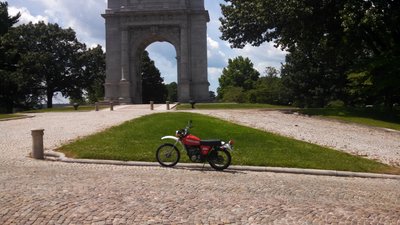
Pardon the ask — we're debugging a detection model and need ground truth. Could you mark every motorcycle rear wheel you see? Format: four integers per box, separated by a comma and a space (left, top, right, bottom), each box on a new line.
156, 143, 180, 167
208, 149, 231, 171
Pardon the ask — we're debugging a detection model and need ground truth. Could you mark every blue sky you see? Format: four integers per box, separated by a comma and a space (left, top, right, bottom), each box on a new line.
7, 0, 286, 93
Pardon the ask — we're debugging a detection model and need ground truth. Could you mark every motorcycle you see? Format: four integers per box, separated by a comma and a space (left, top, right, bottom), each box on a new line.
156, 121, 235, 171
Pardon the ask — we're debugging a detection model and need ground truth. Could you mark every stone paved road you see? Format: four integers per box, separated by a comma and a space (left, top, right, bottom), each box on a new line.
1, 106, 400, 224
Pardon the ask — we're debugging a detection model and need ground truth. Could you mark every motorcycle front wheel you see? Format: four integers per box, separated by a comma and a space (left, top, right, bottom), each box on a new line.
208, 149, 231, 171
156, 143, 180, 167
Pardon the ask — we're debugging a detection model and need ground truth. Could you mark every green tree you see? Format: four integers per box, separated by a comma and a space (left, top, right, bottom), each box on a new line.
340, 0, 400, 108
165, 82, 178, 102
281, 46, 349, 107
82, 45, 106, 103
3, 22, 87, 108
0, 2, 21, 113
141, 50, 167, 103
0, 2, 19, 35
248, 67, 288, 105
220, 0, 400, 108
217, 56, 259, 100
209, 91, 216, 102
221, 86, 246, 103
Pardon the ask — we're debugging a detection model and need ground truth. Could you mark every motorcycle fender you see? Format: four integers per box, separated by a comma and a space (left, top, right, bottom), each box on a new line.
161, 136, 179, 141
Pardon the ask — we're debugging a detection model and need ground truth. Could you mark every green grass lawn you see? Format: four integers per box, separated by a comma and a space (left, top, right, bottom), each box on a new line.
298, 107, 400, 131
58, 112, 399, 174
177, 103, 295, 110
0, 114, 25, 120
23, 105, 106, 113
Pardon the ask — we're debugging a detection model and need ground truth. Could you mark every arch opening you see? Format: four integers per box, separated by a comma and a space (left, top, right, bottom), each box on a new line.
139, 41, 178, 103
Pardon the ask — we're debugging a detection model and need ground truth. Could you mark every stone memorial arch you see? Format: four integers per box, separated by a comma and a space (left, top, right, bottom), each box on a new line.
102, 0, 210, 103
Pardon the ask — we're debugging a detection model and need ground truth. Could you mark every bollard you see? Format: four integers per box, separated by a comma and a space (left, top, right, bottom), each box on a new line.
95, 102, 99, 111
189, 100, 196, 109
166, 101, 170, 110
31, 129, 45, 159
110, 101, 114, 111
73, 103, 79, 110
150, 101, 154, 110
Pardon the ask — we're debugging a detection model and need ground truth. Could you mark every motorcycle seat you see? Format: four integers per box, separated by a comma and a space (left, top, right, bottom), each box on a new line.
200, 140, 222, 146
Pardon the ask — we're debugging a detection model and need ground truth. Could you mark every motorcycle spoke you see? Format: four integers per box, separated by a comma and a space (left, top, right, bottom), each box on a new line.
156, 144, 180, 167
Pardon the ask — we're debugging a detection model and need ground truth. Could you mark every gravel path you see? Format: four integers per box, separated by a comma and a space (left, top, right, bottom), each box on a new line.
0, 106, 399, 224
0, 105, 155, 165
195, 110, 400, 167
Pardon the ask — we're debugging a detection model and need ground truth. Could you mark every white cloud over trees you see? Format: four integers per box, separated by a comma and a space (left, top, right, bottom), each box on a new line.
7, 0, 286, 92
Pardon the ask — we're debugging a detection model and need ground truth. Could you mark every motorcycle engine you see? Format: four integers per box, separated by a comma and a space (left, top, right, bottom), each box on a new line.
187, 146, 202, 162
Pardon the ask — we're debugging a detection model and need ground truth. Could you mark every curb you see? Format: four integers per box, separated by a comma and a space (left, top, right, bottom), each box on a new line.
44, 151, 400, 180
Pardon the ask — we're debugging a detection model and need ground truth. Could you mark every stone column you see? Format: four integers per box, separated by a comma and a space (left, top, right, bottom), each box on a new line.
103, 16, 121, 102
189, 11, 210, 102
119, 29, 132, 103
130, 49, 143, 104
178, 25, 191, 102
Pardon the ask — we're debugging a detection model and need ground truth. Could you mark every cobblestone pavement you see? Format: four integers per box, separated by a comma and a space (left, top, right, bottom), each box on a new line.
1, 106, 400, 224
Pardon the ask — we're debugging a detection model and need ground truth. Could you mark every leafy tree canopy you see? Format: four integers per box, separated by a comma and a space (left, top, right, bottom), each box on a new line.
0, 2, 19, 36
82, 45, 106, 103
2, 21, 87, 108
220, 0, 400, 108
166, 82, 178, 102
0, 2, 21, 113
217, 56, 260, 99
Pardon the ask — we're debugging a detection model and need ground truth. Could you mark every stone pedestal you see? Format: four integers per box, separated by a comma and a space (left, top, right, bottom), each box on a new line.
118, 80, 132, 104
31, 129, 44, 160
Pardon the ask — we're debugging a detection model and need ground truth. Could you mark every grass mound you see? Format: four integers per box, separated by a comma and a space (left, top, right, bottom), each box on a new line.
58, 112, 399, 174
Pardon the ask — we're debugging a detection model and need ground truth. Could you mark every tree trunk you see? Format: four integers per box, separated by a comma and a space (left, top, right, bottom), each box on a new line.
384, 93, 394, 111
47, 91, 53, 108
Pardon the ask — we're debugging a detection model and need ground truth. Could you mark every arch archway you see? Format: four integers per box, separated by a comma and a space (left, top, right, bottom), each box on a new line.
102, 0, 210, 103
143, 42, 177, 103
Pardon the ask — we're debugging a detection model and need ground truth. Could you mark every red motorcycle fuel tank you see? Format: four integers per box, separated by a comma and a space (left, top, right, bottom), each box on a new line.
182, 134, 201, 146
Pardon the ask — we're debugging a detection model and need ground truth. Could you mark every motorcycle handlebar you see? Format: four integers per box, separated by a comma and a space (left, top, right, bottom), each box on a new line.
182, 120, 192, 136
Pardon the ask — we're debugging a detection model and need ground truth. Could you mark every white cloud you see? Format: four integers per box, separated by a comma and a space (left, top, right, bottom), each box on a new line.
207, 36, 228, 68
7, 0, 287, 92
147, 43, 178, 84
26, 0, 106, 47
9, 6, 49, 24
232, 42, 287, 74
208, 67, 223, 92
207, 36, 220, 50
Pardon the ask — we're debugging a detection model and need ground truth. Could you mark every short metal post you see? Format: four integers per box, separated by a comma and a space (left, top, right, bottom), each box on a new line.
150, 101, 154, 110
166, 101, 170, 110
31, 129, 44, 159
95, 102, 99, 111
110, 101, 114, 111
